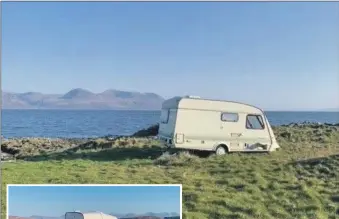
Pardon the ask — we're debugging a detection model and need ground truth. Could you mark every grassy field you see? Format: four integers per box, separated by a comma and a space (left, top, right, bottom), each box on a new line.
2, 124, 339, 219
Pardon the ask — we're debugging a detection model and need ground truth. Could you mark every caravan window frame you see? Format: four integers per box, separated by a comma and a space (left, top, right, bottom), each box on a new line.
220, 112, 239, 122
246, 114, 265, 130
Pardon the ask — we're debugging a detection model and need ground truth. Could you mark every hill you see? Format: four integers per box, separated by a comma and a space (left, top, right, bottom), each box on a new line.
2, 123, 339, 219
2, 89, 164, 110
9, 217, 30, 219
29, 216, 62, 219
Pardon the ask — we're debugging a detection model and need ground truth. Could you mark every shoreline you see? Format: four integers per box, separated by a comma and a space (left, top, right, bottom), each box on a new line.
1, 123, 160, 140
1, 122, 339, 162
1, 121, 338, 140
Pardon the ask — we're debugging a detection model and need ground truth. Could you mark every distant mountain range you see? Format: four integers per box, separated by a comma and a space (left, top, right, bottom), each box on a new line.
9, 212, 180, 219
2, 89, 165, 110
29, 216, 63, 219
9, 216, 63, 219
111, 212, 180, 218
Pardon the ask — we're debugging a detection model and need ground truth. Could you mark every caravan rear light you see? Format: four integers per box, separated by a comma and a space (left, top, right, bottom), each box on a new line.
175, 133, 184, 144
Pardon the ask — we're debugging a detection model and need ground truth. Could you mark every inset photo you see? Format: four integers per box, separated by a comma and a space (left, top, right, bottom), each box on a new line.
7, 184, 181, 219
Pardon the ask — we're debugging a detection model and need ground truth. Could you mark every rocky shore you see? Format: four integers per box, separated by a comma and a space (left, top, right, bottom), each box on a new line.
1, 122, 338, 161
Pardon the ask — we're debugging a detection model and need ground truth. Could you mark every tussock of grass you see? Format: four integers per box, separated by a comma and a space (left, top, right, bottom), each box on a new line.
2, 123, 339, 219
154, 151, 200, 166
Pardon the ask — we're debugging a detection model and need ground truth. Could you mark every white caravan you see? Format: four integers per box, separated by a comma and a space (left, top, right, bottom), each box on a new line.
65, 212, 118, 219
158, 96, 280, 155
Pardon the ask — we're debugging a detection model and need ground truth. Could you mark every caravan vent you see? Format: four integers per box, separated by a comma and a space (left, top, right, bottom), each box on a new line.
185, 95, 201, 99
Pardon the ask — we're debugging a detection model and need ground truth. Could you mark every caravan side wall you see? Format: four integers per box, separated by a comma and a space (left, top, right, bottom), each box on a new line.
159, 97, 279, 152
174, 108, 220, 150
174, 108, 275, 151
173, 108, 249, 151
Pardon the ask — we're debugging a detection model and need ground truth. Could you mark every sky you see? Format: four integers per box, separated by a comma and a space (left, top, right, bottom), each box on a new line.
2, 2, 339, 110
8, 185, 181, 217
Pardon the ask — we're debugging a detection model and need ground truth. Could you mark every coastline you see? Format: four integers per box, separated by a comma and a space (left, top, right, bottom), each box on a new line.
2, 122, 338, 161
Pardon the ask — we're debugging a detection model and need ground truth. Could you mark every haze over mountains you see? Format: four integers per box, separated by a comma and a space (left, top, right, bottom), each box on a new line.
2, 88, 165, 110
4, 89, 337, 112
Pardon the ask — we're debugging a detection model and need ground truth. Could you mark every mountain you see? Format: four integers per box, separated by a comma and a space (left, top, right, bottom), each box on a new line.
110, 212, 180, 219
9, 217, 31, 219
61, 88, 96, 100
29, 215, 63, 219
2, 89, 165, 110
8, 216, 62, 219
9, 213, 179, 219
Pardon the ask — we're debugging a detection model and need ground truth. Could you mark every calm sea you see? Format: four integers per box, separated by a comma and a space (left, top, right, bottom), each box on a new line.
1, 110, 338, 138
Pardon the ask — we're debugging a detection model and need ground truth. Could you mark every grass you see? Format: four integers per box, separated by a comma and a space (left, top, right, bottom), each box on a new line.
2, 124, 339, 219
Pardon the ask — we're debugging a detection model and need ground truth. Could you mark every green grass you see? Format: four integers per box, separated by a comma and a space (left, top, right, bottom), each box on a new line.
2, 125, 339, 219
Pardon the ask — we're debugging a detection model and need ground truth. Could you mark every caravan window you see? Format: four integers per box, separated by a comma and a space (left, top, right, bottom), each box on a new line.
246, 115, 265, 129
221, 113, 239, 122
65, 213, 84, 219
161, 109, 169, 124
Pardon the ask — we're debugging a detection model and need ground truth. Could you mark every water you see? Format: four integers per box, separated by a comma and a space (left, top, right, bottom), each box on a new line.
1, 110, 338, 138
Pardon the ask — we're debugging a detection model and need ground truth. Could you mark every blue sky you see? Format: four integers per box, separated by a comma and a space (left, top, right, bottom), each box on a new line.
2, 2, 339, 110
8, 185, 180, 217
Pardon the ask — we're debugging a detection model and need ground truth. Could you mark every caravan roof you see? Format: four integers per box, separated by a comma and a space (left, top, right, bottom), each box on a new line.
162, 96, 263, 114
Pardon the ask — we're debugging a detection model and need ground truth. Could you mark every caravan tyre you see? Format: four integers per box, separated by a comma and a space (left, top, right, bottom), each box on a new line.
215, 145, 227, 155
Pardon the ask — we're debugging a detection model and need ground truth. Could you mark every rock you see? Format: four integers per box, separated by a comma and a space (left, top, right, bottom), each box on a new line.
105, 135, 116, 141
132, 124, 159, 137
1, 143, 20, 155
287, 123, 298, 128
280, 131, 292, 139
1, 152, 14, 161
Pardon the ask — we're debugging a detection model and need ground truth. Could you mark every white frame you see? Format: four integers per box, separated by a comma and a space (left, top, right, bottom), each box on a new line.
6, 184, 183, 219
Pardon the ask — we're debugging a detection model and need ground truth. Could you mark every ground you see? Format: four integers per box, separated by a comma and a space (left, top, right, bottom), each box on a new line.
2, 123, 339, 219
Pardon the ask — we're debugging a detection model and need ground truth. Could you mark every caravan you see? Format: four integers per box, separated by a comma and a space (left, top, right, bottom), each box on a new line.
65, 212, 118, 219
158, 96, 280, 155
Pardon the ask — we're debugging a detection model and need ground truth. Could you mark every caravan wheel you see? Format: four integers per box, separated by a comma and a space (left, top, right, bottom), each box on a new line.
215, 145, 227, 155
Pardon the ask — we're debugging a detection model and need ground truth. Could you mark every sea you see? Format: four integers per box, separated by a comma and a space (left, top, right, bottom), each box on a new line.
1, 110, 339, 138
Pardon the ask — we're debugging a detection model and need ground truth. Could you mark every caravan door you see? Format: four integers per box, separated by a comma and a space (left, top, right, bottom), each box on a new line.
241, 114, 272, 151
220, 112, 244, 151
